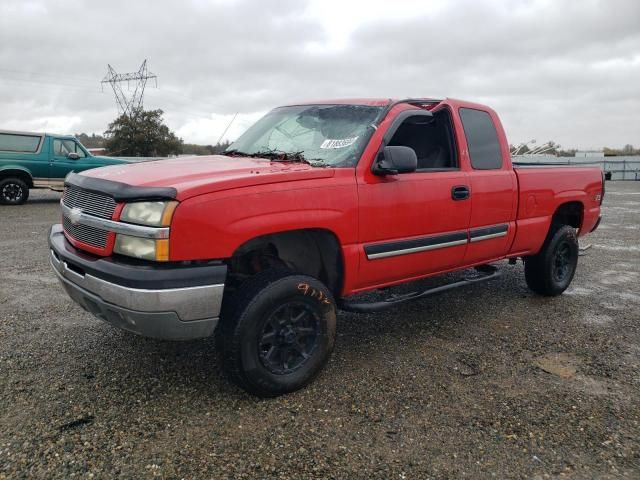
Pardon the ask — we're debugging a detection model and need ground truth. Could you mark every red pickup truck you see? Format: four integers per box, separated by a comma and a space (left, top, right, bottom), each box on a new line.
49, 98, 604, 396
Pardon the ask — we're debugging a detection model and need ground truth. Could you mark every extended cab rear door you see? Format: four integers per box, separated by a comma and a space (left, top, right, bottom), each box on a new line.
455, 105, 518, 265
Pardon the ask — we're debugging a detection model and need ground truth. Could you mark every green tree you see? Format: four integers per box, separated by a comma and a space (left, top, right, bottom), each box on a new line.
181, 140, 232, 156
104, 109, 183, 157
622, 144, 634, 155
75, 132, 106, 148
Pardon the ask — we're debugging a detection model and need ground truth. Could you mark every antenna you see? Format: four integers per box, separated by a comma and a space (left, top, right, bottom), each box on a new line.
101, 60, 157, 117
216, 112, 238, 145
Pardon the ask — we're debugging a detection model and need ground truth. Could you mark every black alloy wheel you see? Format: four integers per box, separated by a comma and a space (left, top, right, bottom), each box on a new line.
0, 178, 29, 205
217, 269, 337, 397
524, 224, 578, 296
552, 241, 573, 283
258, 301, 320, 375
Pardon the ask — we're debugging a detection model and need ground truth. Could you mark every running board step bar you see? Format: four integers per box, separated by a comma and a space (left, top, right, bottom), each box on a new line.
338, 265, 501, 313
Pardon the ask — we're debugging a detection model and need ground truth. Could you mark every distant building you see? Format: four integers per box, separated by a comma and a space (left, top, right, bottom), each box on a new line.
574, 150, 604, 158
87, 147, 107, 155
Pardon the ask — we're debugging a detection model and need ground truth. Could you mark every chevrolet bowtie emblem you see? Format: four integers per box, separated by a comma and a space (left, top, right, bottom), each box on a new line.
69, 207, 83, 225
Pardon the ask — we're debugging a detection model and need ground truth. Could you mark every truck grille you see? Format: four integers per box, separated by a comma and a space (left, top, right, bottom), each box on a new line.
61, 185, 115, 250
62, 216, 109, 248
62, 186, 116, 219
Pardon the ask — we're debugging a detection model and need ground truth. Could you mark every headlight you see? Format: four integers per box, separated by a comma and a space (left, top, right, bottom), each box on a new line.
114, 235, 170, 261
120, 201, 178, 227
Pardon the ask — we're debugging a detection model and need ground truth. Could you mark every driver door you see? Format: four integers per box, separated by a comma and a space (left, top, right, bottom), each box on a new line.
49, 138, 87, 186
355, 107, 471, 289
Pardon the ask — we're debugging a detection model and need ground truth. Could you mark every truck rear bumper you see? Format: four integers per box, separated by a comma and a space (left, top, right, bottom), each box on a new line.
48, 225, 226, 340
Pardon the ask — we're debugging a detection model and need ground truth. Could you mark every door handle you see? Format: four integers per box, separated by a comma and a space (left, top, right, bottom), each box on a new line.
451, 185, 470, 201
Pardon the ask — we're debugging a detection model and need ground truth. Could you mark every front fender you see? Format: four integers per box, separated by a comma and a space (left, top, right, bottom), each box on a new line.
168, 178, 358, 262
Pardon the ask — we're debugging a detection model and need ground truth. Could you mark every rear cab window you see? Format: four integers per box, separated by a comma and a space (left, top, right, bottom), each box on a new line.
459, 108, 502, 170
0, 133, 42, 153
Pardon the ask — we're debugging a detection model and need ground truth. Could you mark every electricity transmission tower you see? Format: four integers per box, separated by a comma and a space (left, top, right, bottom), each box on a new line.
101, 60, 157, 116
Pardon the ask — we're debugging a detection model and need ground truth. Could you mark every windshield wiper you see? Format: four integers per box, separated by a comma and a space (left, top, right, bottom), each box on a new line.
225, 148, 328, 167
222, 149, 252, 157
266, 151, 328, 167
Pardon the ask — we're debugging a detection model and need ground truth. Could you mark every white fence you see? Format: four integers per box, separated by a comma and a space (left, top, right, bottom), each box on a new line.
513, 155, 640, 181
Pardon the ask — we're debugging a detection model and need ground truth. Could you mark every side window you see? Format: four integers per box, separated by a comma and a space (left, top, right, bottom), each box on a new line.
459, 108, 502, 170
387, 110, 458, 170
53, 139, 85, 158
53, 138, 69, 157
71, 141, 86, 158
0, 133, 41, 153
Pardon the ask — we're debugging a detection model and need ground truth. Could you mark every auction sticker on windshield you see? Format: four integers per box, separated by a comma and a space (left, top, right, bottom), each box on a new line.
320, 137, 359, 149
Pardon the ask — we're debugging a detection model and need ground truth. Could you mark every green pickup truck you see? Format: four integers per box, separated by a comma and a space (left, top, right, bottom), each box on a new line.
0, 130, 127, 205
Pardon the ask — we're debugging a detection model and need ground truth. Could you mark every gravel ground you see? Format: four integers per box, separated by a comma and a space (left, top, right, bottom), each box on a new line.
1, 182, 639, 479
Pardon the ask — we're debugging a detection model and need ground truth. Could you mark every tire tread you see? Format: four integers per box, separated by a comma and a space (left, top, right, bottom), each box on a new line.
524, 224, 578, 296
217, 269, 335, 397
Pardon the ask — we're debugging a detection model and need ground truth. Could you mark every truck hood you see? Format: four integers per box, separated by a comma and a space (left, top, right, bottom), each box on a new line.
81, 155, 336, 200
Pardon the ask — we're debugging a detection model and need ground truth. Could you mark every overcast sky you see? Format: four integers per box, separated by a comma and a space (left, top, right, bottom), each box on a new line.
1, 0, 638, 149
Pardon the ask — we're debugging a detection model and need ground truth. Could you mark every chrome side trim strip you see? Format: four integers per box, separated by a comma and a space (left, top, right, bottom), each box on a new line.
366, 238, 468, 260
61, 202, 169, 239
469, 231, 508, 243
365, 223, 511, 260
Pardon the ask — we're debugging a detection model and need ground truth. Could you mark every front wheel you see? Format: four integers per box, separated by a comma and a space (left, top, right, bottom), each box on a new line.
217, 269, 337, 397
0, 178, 29, 205
524, 225, 578, 296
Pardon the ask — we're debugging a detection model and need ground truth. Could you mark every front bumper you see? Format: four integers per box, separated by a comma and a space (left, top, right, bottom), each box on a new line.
49, 225, 226, 340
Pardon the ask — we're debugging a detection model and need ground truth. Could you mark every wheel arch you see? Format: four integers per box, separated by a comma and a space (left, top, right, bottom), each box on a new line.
0, 167, 34, 188
551, 201, 584, 230
227, 228, 344, 296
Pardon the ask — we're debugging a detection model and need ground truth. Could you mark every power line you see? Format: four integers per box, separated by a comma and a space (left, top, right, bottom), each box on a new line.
1, 65, 248, 141
0, 75, 103, 92
0, 67, 223, 111
0, 68, 98, 84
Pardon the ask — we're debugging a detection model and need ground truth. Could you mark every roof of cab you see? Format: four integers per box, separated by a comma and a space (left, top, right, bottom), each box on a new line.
282, 98, 443, 107
0, 129, 76, 139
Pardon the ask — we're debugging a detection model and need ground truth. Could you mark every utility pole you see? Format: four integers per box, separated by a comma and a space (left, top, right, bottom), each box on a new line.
101, 60, 157, 117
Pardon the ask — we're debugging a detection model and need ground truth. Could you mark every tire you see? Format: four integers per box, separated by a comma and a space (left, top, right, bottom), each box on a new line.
0, 178, 29, 205
217, 269, 337, 397
524, 224, 578, 296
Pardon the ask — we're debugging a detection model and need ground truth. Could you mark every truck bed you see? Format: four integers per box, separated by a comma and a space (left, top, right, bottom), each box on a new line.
509, 165, 603, 255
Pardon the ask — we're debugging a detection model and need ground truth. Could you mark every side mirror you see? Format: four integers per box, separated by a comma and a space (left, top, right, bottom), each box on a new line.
67, 152, 80, 160
372, 146, 418, 175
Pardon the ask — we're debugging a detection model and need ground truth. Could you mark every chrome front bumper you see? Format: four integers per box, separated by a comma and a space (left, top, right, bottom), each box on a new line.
49, 225, 226, 340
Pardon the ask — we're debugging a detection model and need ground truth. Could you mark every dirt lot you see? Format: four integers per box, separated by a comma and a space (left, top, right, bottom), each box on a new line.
1, 182, 639, 479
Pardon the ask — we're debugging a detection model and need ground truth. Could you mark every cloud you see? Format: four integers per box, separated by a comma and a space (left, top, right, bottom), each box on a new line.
0, 0, 638, 148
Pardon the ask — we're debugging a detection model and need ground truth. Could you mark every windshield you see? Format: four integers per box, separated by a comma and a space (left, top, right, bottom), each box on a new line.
226, 104, 384, 167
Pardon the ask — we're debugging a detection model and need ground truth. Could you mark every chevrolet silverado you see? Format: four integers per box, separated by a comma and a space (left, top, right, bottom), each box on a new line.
48, 98, 604, 396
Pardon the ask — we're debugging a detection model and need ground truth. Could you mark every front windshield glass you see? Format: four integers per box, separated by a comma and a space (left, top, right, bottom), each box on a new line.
226, 104, 384, 167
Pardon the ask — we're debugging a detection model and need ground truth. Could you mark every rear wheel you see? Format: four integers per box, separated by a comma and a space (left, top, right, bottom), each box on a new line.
524, 225, 578, 296
217, 269, 337, 397
0, 178, 29, 205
